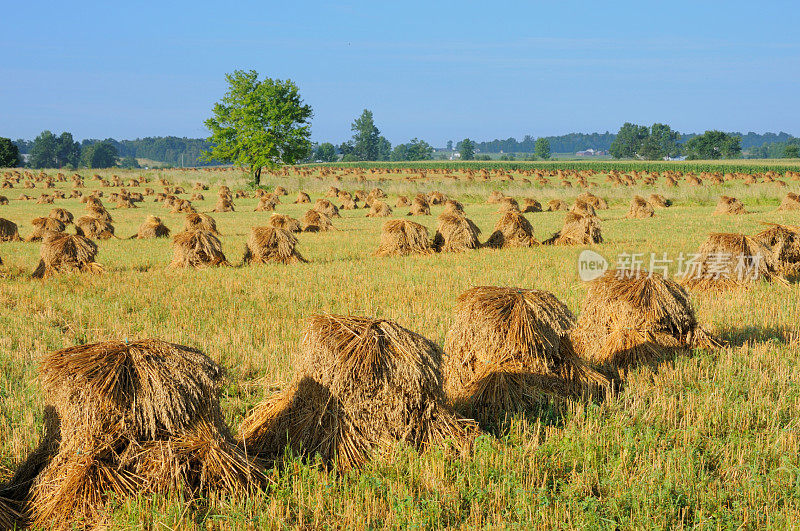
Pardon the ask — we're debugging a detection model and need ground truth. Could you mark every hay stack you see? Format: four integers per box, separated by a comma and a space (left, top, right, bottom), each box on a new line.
24, 339, 264, 528
0, 218, 21, 242
366, 200, 393, 218
269, 213, 302, 233
86, 204, 113, 223
75, 215, 116, 240
577, 192, 608, 210
486, 212, 537, 248
443, 287, 610, 427
681, 233, 784, 290
340, 197, 359, 210
170, 230, 228, 268
213, 197, 235, 212
777, 192, 800, 211
294, 191, 311, 204
314, 199, 340, 218
255, 195, 278, 212
407, 198, 431, 216
239, 315, 477, 469
648, 194, 671, 208
443, 199, 465, 215
32, 230, 102, 279
395, 195, 411, 207
375, 219, 433, 257
754, 223, 800, 276
242, 226, 306, 265
171, 199, 195, 214
432, 213, 481, 253
571, 270, 719, 376
133, 215, 170, 239
26, 217, 65, 242
522, 198, 542, 213
487, 190, 504, 204
544, 211, 603, 246
49, 208, 74, 224
497, 197, 520, 214
301, 209, 334, 232
626, 195, 655, 219
713, 196, 747, 215
546, 199, 569, 212
184, 212, 219, 235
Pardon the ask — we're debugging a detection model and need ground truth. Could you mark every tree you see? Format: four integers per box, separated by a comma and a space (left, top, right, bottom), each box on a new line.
203, 70, 313, 185
683, 131, 742, 160
534, 138, 551, 160
350, 109, 380, 160
405, 138, 434, 161
377, 136, 392, 161
30, 130, 58, 168
446, 140, 453, 151
55, 132, 81, 168
609, 123, 649, 159
390, 143, 409, 161
81, 141, 119, 168
784, 143, 800, 158
639, 123, 681, 160
0, 138, 20, 167
120, 155, 140, 169
459, 138, 475, 160
315, 142, 337, 162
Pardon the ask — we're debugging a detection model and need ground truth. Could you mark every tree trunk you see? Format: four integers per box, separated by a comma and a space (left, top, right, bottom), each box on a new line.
253, 166, 262, 187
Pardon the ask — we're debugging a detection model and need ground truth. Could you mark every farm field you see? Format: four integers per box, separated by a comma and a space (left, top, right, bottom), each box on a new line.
1, 162, 799, 528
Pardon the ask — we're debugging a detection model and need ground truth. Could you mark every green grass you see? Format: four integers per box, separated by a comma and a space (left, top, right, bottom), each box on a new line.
1, 165, 799, 528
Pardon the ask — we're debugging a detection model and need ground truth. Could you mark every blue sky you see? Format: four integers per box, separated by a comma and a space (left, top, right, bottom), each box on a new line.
3, 0, 799, 145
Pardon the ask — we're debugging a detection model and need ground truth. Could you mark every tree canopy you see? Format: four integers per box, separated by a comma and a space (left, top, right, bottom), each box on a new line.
81, 141, 119, 168
609, 122, 682, 160
534, 138, 551, 160
29, 130, 58, 168
314, 142, 337, 162
459, 138, 475, 160
203, 70, 313, 185
0, 137, 20, 167
350, 109, 381, 160
683, 131, 741, 160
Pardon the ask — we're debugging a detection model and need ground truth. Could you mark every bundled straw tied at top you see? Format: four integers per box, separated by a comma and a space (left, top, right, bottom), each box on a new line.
754, 223, 800, 277
681, 233, 785, 291
626, 195, 655, 219
75, 215, 117, 240
443, 199, 465, 215
184, 212, 219, 234
486, 211, 537, 248
213, 196, 235, 212
648, 194, 671, 208
48, 208, 74, 224
294, 191, 311, 204
375, 219, 433, 257
239, 315, 478, 470
31, 229, 103, 279
314, 198, 340, 218
170, 229, 228, 268
777, 192, 800, 211
522, 198, 542, 213
366, 200, 393, 217
544, 209, 603, 246
21, 339, 265, 529
576, 192, 608, 210
443, 287, 610, 427
132, 215, 170, 239
407, 197, 431, 216
496, 197, 520, 214
546, 199, 569, 212
26, 217, 65, 242
301, 209, 334, 232
432, 213, 481, 253
242, 226, 307, 265
571, 270, 719, 377
0, 218, 21, 241
269, 213, 302, 233
713, 195, 747, 215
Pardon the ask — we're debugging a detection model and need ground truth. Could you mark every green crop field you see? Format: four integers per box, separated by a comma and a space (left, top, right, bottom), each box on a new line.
1, 163, 799, 529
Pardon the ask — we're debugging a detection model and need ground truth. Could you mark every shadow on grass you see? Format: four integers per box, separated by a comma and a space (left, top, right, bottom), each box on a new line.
716, 325, 797, 347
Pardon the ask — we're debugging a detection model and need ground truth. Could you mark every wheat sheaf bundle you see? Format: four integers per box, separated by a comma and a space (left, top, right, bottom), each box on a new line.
485, 211, 537, 248
713, 195, 747, 215
170, 229, 228, 268
31, 229, 102, 279
432, 213, 481, 253
301, 209, 334, 232
375, 219, 433, 257
239, 315, 478, 470
777, 192, 800, 211
647, 194, 671, 208
571, 270, 719, 377
184, 212, 219, 235
26, 217, 65, 242
48, 208, 74, 224
242, 226, 307, 265
366, 200, 393, 217
443, 286, 610, 427
0, 218, 21, 242
314, 198, 340, 218
544, 210, 603, 246
75, 215, 116, 240
681, 233, 785, 290
19, 339, 265, 529
754, 223, 800, 277
626, 195, 655, 219
132, 215, 170, 239
269, 213, 302, 233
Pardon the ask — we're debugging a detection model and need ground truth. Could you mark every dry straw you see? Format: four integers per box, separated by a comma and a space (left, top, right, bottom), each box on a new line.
314, 198, 340, 218
32, 229, 102, 279
239, 315, 478, 470
366, 200, 393, 217
242, 226, 307, 265
681, 233, 785, 290
576, 192, 608, 210
294, 191, 311, 204
26, 217, 65, 242
544, 210, 603, 246
18, 339, 265, 528
269, 213, 302, 233
375, 219, 433, 257
648, 194, 671, 208
626, 195, 655, 219
571, 269, 719, 377
777, 192, 800, 211
48, 208, 74, 224
184, 212, 219, 235
170, 229, 228, 268
0, 218, 21, 242
432, 213, 481, 253
407, 198, 431, 216
132, 215, 170, 239
713, 196, 747, 215
75, 215, 116, 240
486, 212, 537, 248
443, 286, 610, 427
301, 209, 334, 232
754, 223, 800, 277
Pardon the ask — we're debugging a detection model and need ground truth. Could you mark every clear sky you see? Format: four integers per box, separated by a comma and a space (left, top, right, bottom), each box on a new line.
3, 0, 799, 146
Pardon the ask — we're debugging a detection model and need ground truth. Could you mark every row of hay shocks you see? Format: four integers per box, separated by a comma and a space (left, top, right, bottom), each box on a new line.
0, 268, 732, 528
